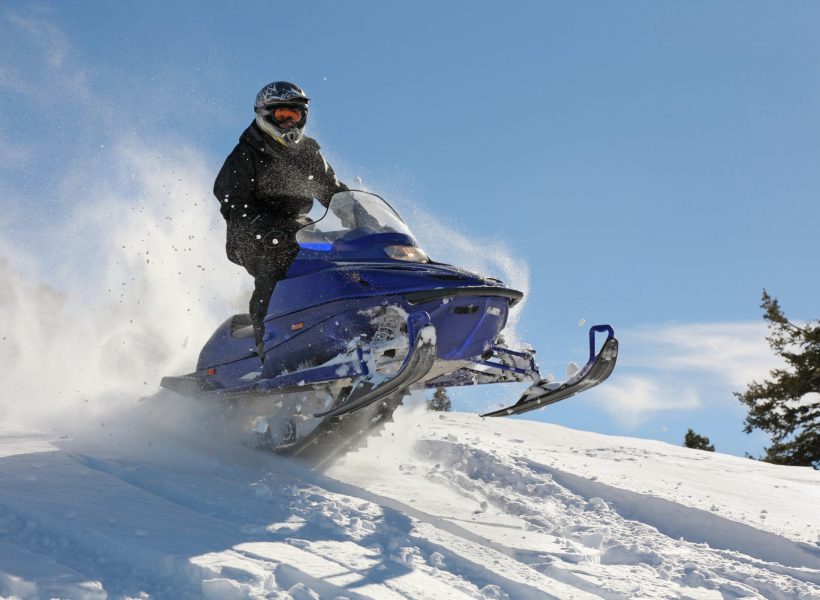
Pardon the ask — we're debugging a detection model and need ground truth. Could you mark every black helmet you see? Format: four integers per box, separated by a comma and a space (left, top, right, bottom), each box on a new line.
254, 81, 310, 146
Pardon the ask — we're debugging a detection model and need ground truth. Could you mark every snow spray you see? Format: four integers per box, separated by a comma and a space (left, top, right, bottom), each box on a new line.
0, 136, 532, 452
0, 139, 247, 443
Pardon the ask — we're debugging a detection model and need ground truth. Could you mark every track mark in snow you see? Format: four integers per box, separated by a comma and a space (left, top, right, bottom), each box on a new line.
285, 479, 570, 599
0, 539, 106, 600
3, 415, 818, 599
524, 457, 820, 574
410, 438, 820, 599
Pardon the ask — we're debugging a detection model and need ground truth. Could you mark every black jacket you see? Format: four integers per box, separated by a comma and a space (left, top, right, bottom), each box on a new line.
214, 122, 346, 266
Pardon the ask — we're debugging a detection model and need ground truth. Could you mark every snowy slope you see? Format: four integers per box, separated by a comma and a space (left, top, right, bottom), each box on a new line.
0, 402, 818, 600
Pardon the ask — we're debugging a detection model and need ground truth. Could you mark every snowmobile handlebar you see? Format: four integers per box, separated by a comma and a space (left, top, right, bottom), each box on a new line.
587, 325, 615, 365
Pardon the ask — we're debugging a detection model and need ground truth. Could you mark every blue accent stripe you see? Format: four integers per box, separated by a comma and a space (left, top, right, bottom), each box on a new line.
299, 242, 333, 252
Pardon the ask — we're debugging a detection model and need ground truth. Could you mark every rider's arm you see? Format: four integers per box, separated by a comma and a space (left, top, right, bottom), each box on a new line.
312, 147, 348, 208
214, 145, 276, 250
214, 145, 257, 219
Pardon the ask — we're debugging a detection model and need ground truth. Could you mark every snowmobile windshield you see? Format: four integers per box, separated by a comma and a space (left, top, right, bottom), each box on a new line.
296, 191, 417, 250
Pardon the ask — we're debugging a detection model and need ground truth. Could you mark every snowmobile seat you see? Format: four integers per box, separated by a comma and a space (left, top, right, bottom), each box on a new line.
229, 314, 255, 339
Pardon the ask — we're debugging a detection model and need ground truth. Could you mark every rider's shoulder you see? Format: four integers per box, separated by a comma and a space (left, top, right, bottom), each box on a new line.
297, 135, 321, 153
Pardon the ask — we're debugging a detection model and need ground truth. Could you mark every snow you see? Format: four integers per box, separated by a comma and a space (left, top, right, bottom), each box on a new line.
0, 405, 817, 599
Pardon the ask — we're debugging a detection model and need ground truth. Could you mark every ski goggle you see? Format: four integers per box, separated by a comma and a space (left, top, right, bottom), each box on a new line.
265, 106, 306, 128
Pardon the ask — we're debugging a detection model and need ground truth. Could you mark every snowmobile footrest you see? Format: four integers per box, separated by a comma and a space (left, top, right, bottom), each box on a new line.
160, 374, 222, 397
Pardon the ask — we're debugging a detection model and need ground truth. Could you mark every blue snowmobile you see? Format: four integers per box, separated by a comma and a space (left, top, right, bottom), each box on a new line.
161, 191, 618, 455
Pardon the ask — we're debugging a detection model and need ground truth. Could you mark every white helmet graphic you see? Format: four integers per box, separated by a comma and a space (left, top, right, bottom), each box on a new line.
254, 81, 310, 146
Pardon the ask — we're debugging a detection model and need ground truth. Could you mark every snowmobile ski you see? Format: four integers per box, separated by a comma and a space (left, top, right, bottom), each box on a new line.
481, 325, 618, 417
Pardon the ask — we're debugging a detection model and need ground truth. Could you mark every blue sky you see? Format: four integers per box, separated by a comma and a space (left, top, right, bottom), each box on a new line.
2, 1, 819, 457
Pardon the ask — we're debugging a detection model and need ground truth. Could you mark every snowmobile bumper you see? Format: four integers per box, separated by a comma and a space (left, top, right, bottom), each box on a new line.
404, 286, 523, 307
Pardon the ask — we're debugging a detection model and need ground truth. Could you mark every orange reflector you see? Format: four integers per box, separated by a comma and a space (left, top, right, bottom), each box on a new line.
290, 322, 305, 331
207, 368, 217, 376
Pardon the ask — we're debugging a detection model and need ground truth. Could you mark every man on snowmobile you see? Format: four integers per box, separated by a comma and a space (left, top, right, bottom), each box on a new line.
214, 81, 347, 358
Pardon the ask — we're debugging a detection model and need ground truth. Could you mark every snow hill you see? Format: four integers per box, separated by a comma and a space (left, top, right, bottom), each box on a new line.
0, 402, 818, 600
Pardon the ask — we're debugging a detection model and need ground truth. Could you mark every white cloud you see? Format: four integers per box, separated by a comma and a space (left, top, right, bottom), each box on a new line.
583, 322, 781, 428
0, 135, 247, 431
624, 322, 780, 387
0, 7, 256, 443
588, 374, 700, 428
1, 8, 99, 112
6, 11, 69, 67
785, 392, 820, 411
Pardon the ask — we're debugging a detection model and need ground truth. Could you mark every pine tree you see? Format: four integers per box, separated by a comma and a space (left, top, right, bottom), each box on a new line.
428, 387, 452, 412
684, 428, 715, 452
735, 291, 820, 468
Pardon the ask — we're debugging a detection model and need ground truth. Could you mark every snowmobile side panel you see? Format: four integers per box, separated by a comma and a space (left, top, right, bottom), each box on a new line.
257, 291, 512, 378
190, 359, 365, 400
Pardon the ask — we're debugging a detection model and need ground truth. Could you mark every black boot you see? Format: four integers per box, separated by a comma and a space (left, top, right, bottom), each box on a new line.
248, 252, 296, 365
253, 322, 266, 363
251, 288, 271, 364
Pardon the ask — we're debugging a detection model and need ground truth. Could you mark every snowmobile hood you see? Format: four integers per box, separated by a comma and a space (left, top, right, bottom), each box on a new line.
269, 190, 522, 317
268, 258, 521, 319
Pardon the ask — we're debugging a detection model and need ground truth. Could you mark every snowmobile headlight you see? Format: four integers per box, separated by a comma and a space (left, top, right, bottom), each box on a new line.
384, 245, 429, 263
